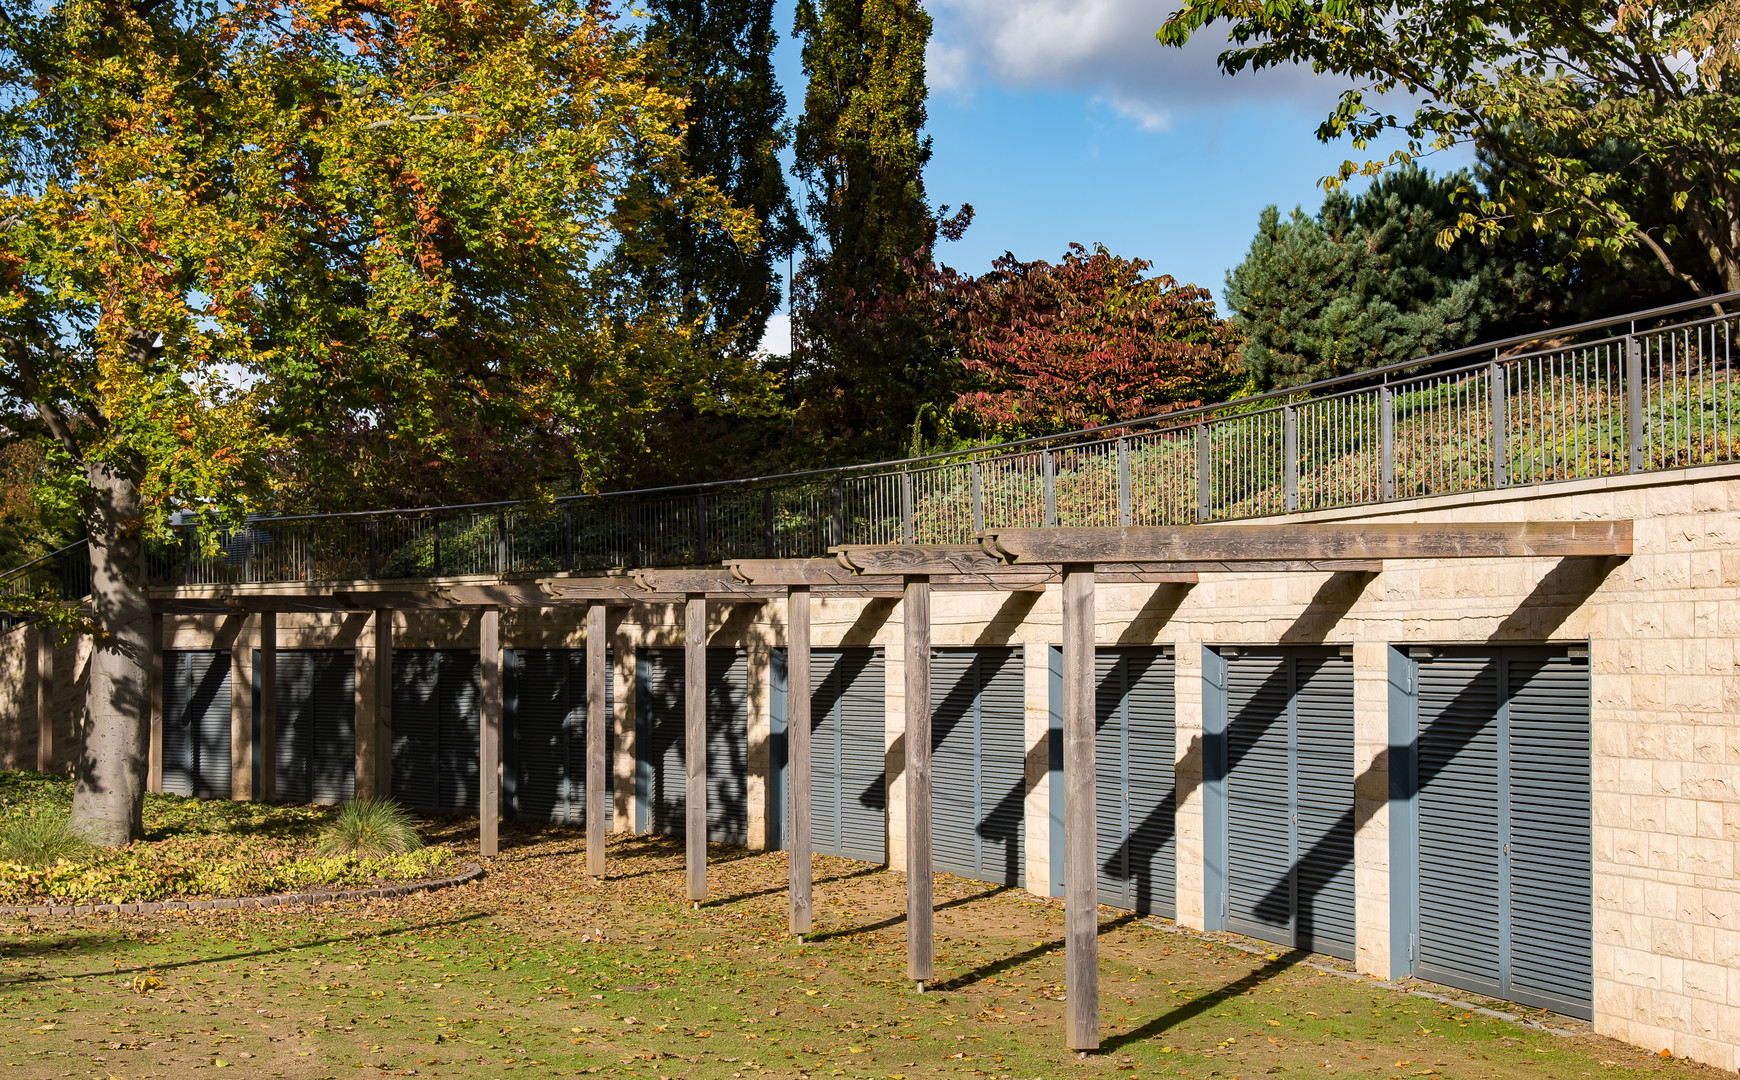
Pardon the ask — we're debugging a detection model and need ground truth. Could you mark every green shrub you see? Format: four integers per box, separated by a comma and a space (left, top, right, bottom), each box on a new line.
0, 814, 90, 867
315, 799, 424, 857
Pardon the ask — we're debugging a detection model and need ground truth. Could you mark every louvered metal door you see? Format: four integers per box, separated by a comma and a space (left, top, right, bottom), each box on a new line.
162, 650, 230, 799
391, 650, 480, 815
930, 648, 1025, 886
508, 649, 614, 825
1223, 648, 1355, 958
1095, 648, 1177, 915
808, 649, 887, 863
263, 650, 355, 805
391, 651, 440, 812
1414, 648, 1591, 1018
635, 648, 750, 844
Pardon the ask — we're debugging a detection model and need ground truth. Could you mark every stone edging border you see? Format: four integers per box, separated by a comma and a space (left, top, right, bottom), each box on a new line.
0, 864, 484, 917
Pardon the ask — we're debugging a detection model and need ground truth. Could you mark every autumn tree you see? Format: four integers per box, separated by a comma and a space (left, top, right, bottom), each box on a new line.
1157, 0, 1740, 295
792, 0, 950, 450
948, 245, 1243, 442
0, 0, 753, 842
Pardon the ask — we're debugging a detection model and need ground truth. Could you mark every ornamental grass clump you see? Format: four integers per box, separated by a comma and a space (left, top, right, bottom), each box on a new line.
315, 799, 423, 858
0, 814, 90, 867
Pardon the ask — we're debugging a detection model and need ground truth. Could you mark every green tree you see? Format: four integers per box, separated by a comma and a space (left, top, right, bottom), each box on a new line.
1228, 165, 1694, 389
791, 0, 946, 450
617, 0, 802, 362
1157, 0, 1740, 295
0, 0, 752, 842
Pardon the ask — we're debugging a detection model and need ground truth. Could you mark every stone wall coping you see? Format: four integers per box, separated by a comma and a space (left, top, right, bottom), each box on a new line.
0, 863, 483, 917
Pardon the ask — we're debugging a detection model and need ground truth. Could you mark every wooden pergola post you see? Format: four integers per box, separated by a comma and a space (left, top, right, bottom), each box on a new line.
788, 586, 812, 936
1062, 564, 1100, 1050
148, 613, 163, 794
904, 575, 933, 988
586, 602, 608, 879
685, 593, 707, 904
480, 606, 501, 858
259, 611, 277, 803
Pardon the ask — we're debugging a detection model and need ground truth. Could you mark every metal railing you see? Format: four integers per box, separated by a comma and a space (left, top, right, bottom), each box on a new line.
5, 290, 1739, 606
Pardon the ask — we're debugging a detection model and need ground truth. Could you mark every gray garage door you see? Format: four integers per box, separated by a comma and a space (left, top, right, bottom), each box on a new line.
1221, 647, 1356, 959
507, 649, 614, 826
1095, 647, 1177, 916
931, 648, 1025, 887
391, 650, 480, 815
771, 648, 887, 862
254, 650, 355, 805
163, 650, 231, 799
1413, 647, 1592, 1018
635, 648, 749, 845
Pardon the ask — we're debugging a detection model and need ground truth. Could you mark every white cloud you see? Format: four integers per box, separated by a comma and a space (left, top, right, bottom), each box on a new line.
926, 0, 1351, 129
759, 313, 792, 357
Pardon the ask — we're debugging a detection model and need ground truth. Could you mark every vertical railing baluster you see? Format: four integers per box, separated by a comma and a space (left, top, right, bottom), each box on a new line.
432, 515, 443, 577
1380, 384, 1395, 501
563, 507, 574, 570
1042, 450, 1057, 528
830, 482, 844, 549
1283, 405, 1299, 512
763, 487, 776, 559
900, 470, 913, 544
970, 460, 985, 535
305, 523, 315, 581
1116, 437, 1132, 527
1195, 423, 1210, 523
496, 512, 508, 575
695, 493, 707, 563
1489, 359, 1509, 487
369, 518, 379, 579
1626, 335, 1646, 472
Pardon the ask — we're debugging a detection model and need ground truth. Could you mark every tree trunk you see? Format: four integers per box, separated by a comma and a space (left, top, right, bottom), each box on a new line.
69, 459, 151, 846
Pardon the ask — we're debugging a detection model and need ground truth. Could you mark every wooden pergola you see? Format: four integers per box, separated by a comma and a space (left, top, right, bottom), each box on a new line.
148, 518, 1631, 1053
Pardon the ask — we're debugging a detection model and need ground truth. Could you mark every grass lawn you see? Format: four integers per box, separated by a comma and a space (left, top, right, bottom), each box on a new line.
0, 820, 1717, 1080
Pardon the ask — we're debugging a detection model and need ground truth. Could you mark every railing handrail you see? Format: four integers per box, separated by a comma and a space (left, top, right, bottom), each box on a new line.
4, 285, 1739, 590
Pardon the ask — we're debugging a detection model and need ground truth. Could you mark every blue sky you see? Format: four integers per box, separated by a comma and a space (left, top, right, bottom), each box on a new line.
759, 0, 1474, 352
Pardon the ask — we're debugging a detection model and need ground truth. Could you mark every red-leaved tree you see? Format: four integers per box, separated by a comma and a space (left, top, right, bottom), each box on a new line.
948, 244, 1242, 441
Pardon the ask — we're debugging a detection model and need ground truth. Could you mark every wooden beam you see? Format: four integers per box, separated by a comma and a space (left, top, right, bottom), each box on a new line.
979, 521, 1633, 564
586, 602, 608, 879
685, 594, 708, 903
788, 586, 812, 937
905, 575, 934, 986
148, 614, 163, 795
480, 607, 501, 858
439, 583, 564, 607
259, 612, 277, 803
836, 545, 1004, 576
1062, 565, 1099, 1050
634, 569, 785, 598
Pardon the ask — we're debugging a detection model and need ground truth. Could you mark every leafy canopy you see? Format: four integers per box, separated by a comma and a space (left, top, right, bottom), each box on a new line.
949, 244, 1242, 442
1157, 0, 1740, 295
0, 0, 758, 530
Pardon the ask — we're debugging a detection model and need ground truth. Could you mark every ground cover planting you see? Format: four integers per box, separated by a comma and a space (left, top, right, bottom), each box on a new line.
0, 775, 453, 905
0, 821, 1719, 1080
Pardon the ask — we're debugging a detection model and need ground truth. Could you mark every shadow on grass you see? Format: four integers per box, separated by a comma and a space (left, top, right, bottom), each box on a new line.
1, 913, 490, 987
701, 863, 884, 909
925, 911, 1144, 993
1101, 948, 1306, 1052
805, 884, 1013, 943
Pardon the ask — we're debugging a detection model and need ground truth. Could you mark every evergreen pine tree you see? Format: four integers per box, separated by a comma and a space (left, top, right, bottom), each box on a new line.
623, 0, 802, 360
791, 0, 945, 449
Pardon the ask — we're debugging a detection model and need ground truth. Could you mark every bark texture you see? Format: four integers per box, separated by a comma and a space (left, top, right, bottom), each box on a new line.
69, 459, 152, 846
